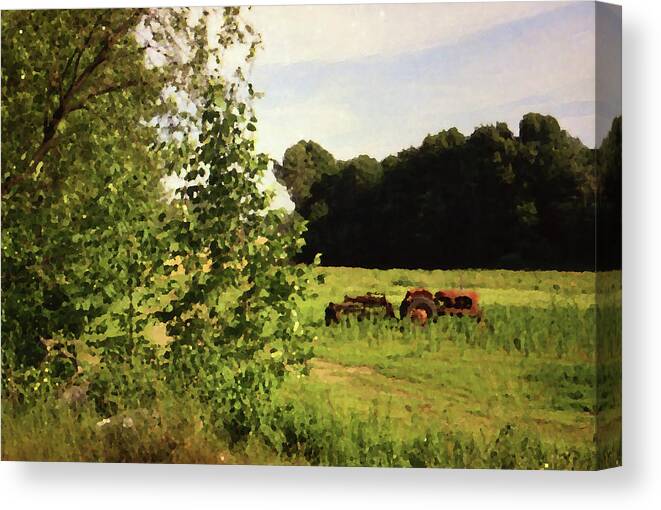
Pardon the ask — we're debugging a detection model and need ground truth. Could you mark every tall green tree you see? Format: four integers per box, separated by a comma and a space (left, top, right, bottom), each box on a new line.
2, 7, 312, 432
273, 140, 339, 208
154, 82, 313, 438
2, 8, 239, 366
516, 113, 595, 267
596, 116, 622, 270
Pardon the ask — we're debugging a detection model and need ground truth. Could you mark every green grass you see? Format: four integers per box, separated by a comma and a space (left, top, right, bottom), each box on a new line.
1, 392, 289, 465
274, 267, 621, 468
2, 267, 621, 469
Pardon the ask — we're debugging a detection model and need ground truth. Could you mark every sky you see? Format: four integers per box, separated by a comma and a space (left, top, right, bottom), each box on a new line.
244, 1, 621, 166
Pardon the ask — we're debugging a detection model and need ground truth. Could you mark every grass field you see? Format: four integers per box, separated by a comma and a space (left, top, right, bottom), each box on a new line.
2, 267, 621, 469
273, 267, 621, 468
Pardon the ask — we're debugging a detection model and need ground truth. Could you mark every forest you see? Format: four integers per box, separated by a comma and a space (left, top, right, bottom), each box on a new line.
276, 114, 622, 271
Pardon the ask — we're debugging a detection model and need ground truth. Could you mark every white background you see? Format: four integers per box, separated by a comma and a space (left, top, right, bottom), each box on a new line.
0, 1, 659, 509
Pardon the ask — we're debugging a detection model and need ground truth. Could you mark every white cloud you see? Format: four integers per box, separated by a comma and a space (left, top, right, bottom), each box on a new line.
254, 98, 360, 161
247, 1, 607, 160
246, 2, 564, 66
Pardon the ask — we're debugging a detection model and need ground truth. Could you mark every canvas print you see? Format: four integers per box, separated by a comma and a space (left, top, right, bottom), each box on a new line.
1, 2, 621, 469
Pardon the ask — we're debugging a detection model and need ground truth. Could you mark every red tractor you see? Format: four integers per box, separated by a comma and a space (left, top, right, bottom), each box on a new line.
324, 289, 482, 326
399, 288, 482, 325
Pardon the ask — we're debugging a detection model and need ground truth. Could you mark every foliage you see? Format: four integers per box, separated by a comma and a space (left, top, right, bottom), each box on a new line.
273, 140, 340, 208
2, 7, 314, 442
596, 116, 622, 270
1, 7, 233, 367
152, 81, 315, 440
282, 115, 622, 271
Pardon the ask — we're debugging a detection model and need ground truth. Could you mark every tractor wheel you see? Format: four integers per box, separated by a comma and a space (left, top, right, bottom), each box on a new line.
399, 298, 410, 321
404, 296, 437, 321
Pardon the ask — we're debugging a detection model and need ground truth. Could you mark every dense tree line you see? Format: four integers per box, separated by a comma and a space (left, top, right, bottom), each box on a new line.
275, 114, 622, 271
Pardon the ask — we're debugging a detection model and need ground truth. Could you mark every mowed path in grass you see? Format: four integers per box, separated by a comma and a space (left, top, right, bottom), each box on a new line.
278, 267, 621, 451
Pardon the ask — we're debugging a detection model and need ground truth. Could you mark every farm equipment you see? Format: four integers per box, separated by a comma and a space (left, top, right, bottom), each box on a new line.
399, 288, 482, 324
324, 293, 396, 326
324, 288, 482, 326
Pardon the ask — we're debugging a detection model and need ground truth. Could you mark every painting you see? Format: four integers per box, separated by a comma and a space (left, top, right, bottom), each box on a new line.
1, 1, 621, 469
